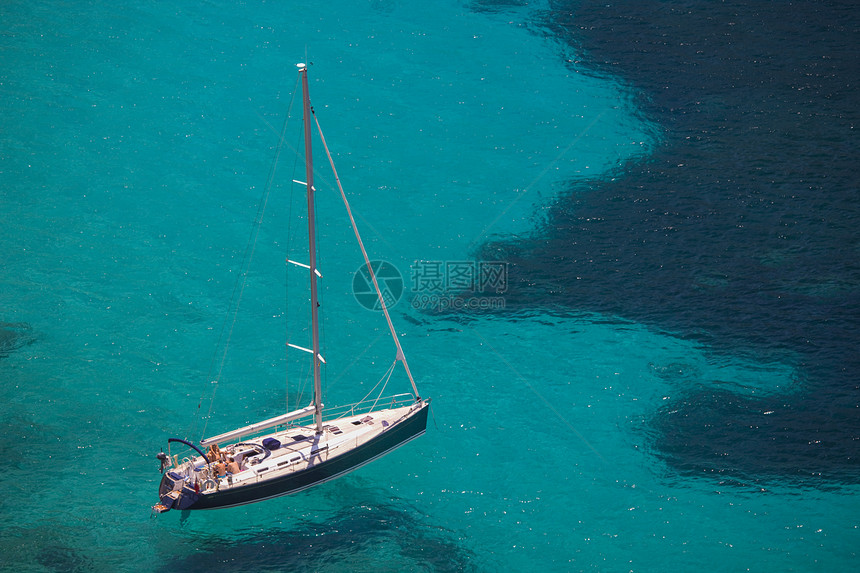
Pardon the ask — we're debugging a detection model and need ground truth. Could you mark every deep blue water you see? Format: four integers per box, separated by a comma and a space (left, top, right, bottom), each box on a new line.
486, 0, 860, 485
1, 0, 858, 571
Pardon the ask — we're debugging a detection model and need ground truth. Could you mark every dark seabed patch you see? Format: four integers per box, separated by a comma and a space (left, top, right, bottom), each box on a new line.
161, 503, 475, 573
0, 526, 94, 573
0, 322, 34, 358
476, 0, 859, 483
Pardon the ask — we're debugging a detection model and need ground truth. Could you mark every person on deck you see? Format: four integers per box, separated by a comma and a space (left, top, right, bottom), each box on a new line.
207, 444, 223, 463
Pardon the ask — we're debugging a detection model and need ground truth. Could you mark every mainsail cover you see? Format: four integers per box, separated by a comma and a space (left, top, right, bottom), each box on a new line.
200, 405, 316, 446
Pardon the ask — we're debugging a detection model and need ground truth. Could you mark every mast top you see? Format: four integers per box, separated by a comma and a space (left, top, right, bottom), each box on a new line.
296, 63, 307, 70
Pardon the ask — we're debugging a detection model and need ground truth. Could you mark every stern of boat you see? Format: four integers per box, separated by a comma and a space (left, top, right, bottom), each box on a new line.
152, 442, 211, 513
152, 468, 201, 513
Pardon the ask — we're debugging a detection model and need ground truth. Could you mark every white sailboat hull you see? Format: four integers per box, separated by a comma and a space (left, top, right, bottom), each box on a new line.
155, 399, 429, 512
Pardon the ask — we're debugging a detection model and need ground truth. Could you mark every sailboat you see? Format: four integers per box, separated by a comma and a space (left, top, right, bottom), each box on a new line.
152, 64, 430, 513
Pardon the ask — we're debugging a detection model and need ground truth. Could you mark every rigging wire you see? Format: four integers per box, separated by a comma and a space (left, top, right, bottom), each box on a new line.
285, 98, 303, 416
332, 360, 397, 423
314, 172, 328, 413
190, 74, 301, 443
311, 111, 421, 399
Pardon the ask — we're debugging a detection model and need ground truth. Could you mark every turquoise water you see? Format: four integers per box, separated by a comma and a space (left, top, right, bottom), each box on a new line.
1, 1, 857, 571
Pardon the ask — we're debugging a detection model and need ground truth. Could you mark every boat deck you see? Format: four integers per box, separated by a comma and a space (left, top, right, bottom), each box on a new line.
192, 403, 420, 493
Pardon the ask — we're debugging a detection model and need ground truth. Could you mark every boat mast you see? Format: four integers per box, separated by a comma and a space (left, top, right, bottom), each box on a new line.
299, 63, 324, 435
